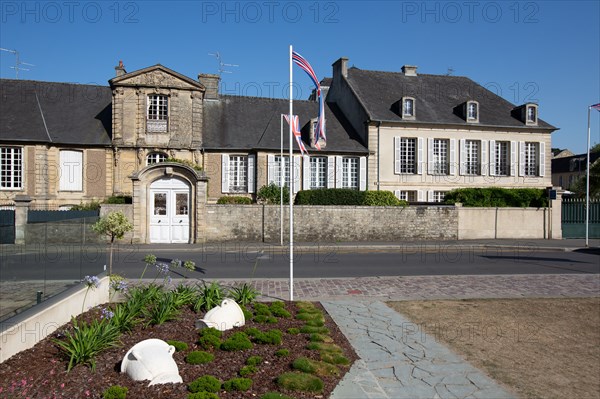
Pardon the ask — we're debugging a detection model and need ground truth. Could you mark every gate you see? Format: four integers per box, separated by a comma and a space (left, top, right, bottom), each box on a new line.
561, 198, 600, 238
0, 208, 15, 244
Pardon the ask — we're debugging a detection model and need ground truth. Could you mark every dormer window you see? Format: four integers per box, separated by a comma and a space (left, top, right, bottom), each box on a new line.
402, 97, 415, 119
466, 101, 479, 123
147, 94, 168, 132
526, 104, 538, 125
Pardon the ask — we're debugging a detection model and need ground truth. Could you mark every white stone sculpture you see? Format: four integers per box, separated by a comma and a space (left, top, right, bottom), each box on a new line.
121, 339, 183, 386
195, 298, 245, 331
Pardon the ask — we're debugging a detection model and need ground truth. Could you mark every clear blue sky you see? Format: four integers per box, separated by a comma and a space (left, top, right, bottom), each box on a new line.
1, 0, 598, 153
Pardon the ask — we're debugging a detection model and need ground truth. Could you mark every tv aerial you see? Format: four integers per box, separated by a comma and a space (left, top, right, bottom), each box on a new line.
0, 48, 35, 79
208, 52, 238, 76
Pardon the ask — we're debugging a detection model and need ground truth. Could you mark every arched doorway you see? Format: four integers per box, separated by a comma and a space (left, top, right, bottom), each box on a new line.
149, 177, 190, 243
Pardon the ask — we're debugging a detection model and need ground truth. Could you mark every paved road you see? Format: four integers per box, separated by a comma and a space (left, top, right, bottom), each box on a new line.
1, 241, 598, 281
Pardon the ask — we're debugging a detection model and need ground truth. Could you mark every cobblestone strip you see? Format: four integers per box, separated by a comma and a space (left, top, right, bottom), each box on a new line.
323, 300, 516, 399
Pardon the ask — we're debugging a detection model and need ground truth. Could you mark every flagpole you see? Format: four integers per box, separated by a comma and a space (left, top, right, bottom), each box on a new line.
289, 45, 294, 301
585, 105, 591, 247
280, 114, 283, 246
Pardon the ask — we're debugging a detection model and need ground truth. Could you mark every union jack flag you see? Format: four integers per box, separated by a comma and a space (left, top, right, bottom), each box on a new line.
591, 103, 600, 111
284, 114, 308, 155
292, 50, 326, 148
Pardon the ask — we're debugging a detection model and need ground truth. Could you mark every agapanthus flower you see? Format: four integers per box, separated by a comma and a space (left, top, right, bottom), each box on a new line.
155, 262, 170, 275
170, 259, 182, 269
110, 279, 128, 292
100, 308, 114, 320
183, 260, 196, 271
82, 275, 100, 289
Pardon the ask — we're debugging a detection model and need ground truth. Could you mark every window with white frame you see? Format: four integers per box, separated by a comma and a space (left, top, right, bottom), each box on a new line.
396, 137, 417, 174
524, 142, 538, 176
0, 147, 22, 189
432, 191, 446, 203
465, 140, 480, 175
432, 139, 449, 175
341, 157, 359, 189
396, 190, 416, 202
273, 156, 291, 188
495, 141, 510, 176
229, 155, 248, 192
59, 150, 83, 191
526, 105, 537, 125
467, 101, 479, 122
402, 97, 415, 118
146, 152, 168, 165
147, 94, 168, 132
310, 156, 327, 189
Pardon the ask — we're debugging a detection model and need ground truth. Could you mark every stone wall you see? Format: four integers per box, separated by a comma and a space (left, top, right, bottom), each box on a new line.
203, 205, 459, 242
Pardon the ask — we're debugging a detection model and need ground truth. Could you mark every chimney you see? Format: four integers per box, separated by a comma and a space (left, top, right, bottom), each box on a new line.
198, 73, 220, 99
402, 65, 417, 77
114, 60, 126, 77
332, 57, 348, 79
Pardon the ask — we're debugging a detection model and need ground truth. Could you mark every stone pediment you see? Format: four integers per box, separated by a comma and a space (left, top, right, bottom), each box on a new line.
110, 65, 205, 92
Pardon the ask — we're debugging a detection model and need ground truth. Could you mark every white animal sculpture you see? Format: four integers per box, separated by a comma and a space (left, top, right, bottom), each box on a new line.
195, 298, 245, 331
121, 339, 183, 386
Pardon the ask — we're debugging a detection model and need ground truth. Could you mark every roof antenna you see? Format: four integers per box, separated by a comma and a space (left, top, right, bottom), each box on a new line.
208, 52, 238, 76
0, 48, 35, 79
446, 67, 454, 76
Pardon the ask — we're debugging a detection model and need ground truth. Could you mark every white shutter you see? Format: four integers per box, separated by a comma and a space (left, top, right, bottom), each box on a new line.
247, 154, 255, 193
267, 154, 275, 184
427, 138, 434, 174
359, 156, 367, 191
538, 142, 545, 177
417, 190, 424, 202
293, 155, 301, 193
510, 141, 517, 176
335, 156, 343, 188
489, 140, 496, 176
394, 137, 401, 174
518, 141, 525, 177
394, 190, 401, 200
449, 139, 456, 175
427, 190, 434, 202
327, 156, 335, 188
302, 155, 310, 190
221, 154, 230, 193
60, 150, 83, 191
417, 138, 424, 175
459, 139, 466, 175
481, 140, 487, 176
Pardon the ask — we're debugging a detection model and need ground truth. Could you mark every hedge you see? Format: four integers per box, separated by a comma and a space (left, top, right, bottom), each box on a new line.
294, 189, 406, 206
443, 188, 548, 207
217, 196, 252, 204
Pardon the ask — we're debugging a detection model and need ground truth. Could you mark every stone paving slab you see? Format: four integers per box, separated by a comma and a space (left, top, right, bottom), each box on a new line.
323, 300, 516, 399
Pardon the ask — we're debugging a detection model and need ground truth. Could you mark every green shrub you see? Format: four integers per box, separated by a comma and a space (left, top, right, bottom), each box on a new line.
239, 365, 257, 377
276, 372, 324, 392
102, 385, 128, 399
275, 348, 290, 357
144, 291, 180, 326
362, 190, 407, 206
443, 188, 548, 207
260, 393, 294, 399
300, 325, 329, 334
246, 328, 282, 345
220, 332, 253, 351
257, 183, 289, 204
104, 195, 132, 204
172, 283, 197, 308
287, 328, 300, 335
228, 283, 259, 306
188, 375, 221, 393
242, 307, 253, 321
246, 355, 263, 366
187, 393, 219, 399
253, 303, 272, 316
292, 357, 339, 376
217, 196, 253, 204
321, 352, 350, 365
309, 333, 331, 343
194, 281, 225, 313
254, 315, 278, 324
166, 340, 189, 352
186, 351, 215, 365
223, 377, 252, 391
166, 157, 203, 172
270, 303, 291, 318
294, 188, 364, 205
198, 328, 222, 350
305, 318, 325, 327
70, 201, 101, 211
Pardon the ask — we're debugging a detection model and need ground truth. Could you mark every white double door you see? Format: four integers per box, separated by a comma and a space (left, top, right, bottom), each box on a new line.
149, 178, 190, 243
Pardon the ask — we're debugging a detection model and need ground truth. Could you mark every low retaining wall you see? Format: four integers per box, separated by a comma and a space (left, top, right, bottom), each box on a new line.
0, 275, 110, 363
457, 207, 551, 239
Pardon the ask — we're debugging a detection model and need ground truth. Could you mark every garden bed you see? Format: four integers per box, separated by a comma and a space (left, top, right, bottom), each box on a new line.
0, 283, 357, 399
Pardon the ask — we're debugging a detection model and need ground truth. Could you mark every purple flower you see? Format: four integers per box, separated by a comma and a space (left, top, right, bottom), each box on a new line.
100, 308, 114, 320
110, 279, 128, 292
82, 275, 100, 289
155, 262, 170, 275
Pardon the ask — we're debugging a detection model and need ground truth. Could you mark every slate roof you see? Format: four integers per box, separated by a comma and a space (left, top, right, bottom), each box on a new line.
552, 151, 600, 173
202, 95, 368, 153
345, 68, 557, 130
0, 79, 112, 145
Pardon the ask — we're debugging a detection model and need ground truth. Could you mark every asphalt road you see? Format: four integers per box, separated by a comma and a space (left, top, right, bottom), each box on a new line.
1, 244, 598, 282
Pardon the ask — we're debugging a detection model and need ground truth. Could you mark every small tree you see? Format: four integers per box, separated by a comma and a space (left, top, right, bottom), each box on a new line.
92, 211, 133, 276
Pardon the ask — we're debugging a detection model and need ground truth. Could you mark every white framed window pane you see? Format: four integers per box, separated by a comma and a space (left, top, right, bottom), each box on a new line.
403, 98, 414, 116
433, 191, 446, 202
396, 190, 416, 202
468, 103, 478, 120
147, 152, 168, 165
465, 140, 480, 175
147, 95, 168, 132
154, 193, 167, 215
433, 139, 449, 175
495, 141, 509, 176
0, 147, 22, 189
527, 106, 536, 122
229, 155, 248, 192
175, 193, 189, 215
310, 157, 327, 189
399, 138, 416, 174
342, 157, 358, 189
524, 142, 538, 176
273, 156, 291, 188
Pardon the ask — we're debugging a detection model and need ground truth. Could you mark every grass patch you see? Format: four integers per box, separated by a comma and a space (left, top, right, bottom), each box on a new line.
276, 372, 324, 392
292, 357, 340, 377
188, 375, 221, 393
186, 351, 215, 365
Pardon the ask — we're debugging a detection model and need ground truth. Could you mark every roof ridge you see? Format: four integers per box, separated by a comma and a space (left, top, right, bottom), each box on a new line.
0, 78, 109, 88
349, 68, 470, 79
220, 94, 318, 104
